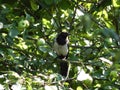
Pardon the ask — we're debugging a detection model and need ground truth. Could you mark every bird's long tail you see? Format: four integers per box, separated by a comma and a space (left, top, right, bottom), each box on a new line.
60, 61, 68, 77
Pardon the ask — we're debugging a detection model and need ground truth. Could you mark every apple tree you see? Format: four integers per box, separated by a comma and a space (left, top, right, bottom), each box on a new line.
0, 0, 120, 89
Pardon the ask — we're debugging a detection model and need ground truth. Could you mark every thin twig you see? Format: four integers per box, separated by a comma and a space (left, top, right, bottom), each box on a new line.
77, 0, 96, 4
70, 45, 120, 49
69, 3, 77, 30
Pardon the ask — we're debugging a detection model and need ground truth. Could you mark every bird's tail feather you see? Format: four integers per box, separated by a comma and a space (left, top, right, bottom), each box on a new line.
60, 62, 68, 77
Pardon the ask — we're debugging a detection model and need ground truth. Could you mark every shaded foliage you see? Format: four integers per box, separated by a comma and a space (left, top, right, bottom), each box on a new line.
0, 0, 120, 89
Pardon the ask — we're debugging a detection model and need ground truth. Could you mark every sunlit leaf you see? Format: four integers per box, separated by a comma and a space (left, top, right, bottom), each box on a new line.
44, 85, 61, 90
42, 18, 51, 28
0, 22, 3, 29
112, 0, 120, 7
103, 10, 108, 19
11, 83, 22, 90
76, 86, 83, 90
0, 84, 4, 90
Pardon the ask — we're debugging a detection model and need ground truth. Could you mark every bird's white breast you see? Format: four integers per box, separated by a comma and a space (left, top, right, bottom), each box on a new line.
53, 42, 68, 56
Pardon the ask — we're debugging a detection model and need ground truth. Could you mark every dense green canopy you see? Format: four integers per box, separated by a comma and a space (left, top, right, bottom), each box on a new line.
0, 0, 120, 89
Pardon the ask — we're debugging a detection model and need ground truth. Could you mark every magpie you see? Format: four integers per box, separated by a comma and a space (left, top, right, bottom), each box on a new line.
53, 32, 70, 77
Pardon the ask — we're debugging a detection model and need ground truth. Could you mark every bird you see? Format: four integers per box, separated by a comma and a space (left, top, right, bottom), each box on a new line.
53, 32, 70, 77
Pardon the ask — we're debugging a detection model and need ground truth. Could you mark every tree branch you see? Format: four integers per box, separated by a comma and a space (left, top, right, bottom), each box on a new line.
70, 45, 120, 49
0, 44, 40, 57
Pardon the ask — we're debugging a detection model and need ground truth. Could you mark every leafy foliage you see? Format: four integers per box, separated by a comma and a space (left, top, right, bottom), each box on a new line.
0, 0, 120, 89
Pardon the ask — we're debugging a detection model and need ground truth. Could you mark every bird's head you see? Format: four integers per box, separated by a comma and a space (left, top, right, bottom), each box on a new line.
58, 32, 70, 39
56, 32, 70, 45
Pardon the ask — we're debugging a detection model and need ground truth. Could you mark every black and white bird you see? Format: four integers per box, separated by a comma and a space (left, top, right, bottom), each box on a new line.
53, 32, 70, 77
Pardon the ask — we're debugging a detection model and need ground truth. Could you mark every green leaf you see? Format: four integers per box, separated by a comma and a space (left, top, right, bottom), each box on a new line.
53, 0, 61, 4
59, 0, 71, 10
101, 29, 119, 41
0, 0, 120, 89
30, 0, 39, 11
38, 46, 48, 53
0, 74, 6, 84
6, 35, 14, 45
76, 86, 83, 90
44, 0, 54, 5
44, 85, 60, 90
9, 28, 19, 38
42, 18, 51, 28
112, 0, 120, 7
25, 13, 35, 23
